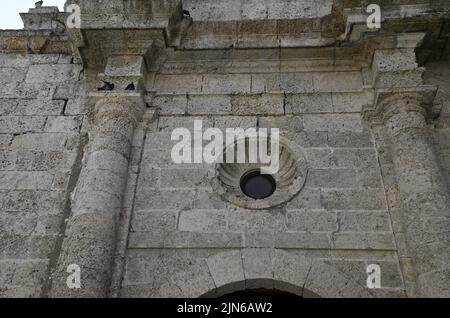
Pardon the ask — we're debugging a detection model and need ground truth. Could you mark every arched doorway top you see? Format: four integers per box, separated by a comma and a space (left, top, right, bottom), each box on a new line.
167, 249, 375, 298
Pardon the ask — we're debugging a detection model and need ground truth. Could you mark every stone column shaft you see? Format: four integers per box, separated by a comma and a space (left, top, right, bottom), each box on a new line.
51, 94, 145, 297
383, 95, 450, 297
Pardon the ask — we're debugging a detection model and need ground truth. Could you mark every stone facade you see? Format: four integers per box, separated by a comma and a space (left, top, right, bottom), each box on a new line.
0, 1, 449, 298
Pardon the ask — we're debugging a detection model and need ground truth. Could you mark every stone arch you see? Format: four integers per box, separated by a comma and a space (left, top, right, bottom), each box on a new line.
163, 249, 375, 298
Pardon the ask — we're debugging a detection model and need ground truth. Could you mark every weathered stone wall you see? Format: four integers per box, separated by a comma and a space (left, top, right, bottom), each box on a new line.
119, 49, 405, 298
0, 1, 448, 298
0, 53, 85, 297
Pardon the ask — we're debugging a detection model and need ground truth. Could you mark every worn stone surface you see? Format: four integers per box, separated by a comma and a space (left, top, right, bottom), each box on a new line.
1, 1, 449, 299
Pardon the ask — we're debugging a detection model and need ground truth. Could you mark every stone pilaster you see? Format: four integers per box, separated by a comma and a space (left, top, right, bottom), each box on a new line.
50, 56, 146, 298
364, 87, 450, 297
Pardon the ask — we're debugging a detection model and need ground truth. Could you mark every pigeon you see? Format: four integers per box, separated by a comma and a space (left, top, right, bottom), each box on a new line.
125, 83, 136, 91
97, 81, 114, 91
35, 1, 44, 8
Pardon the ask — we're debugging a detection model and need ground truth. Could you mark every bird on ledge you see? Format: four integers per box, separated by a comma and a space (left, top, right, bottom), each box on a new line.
97, 81, 115, 91
35, 1, 44, 8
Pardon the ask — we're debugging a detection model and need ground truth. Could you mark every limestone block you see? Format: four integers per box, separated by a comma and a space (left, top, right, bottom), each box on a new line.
0, 151, 17, 170
304, 261, 352, 298
241, 0, 268, 20
0, 116, 47, 134
157, 116, 214, 132
12, 100, 65, 116
326, 130, 373, 148
321, 189, 387, 210
242, 232, 275, 248
313, 72, 363, 92
0, 284, 42, 298
159, 168, 211, 189
273, 251, 312, 295
0, 54, 30, 68
338, 211, 392, 232
418, 269, 450, 298
137, 164, 160, 189
332, 91, 374, 113
251, 74, 281, 93
230, 94, 284, 115
0, 67, 27, 83
286, 188, 323, 210
258, 115, 303, 132
2, 190, 64, 213
285, 93, 332, 114
131, 210, 178, 232
324, 260, 367, 288
0, 211, 37, 235
193, 190, 227, 209
141, 132, 174, 166
214, 116, 257, 130
303, 114, 363, 132
178, 210, 228, 233
154, 74, 203, 93
25, 64, 80, 84
134, 189, 195, 211
374, 70, 424, 88
202, 74, 252, 93
0, 259, 49, 287
189, 232, 243, 248
242, 248, 274, 289
127, 231, 164, 249
333, 233, 396, 250
0, 234, 58, 259
44, 116, 82, 133
286, 210, 337, 232
279, 73, 314, 93
183, 0, 241, 21
228, 214, 286, 233
105, 55, 144, 77
152, 94, 187, 115
187, 94, 231, 115
0, 171, 54, 190
373, 49, 418, 73
267, 0, 331, 19
206, 250, 245, 294
275, 232, 331, 249
309, 168, 382, 188
171, 259, 216, 298
237, 20, 279, 48
306, 148, 377, 169
10, 133, 79, 151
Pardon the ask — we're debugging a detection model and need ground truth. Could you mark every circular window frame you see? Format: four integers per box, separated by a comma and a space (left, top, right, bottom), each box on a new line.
211, 136, 308, 210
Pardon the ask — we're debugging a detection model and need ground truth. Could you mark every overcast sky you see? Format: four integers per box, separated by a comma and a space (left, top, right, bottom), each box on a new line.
0, 0, 66, 29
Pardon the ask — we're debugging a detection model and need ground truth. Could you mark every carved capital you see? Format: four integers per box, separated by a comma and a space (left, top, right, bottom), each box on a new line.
362, 86, 439, 125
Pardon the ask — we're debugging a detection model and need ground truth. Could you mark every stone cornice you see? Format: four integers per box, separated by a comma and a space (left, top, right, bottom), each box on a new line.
0, 1, 449, 71
0, 30, 71, 54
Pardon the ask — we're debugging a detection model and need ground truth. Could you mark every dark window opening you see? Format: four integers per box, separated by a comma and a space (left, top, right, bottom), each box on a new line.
240, 170, 276, 200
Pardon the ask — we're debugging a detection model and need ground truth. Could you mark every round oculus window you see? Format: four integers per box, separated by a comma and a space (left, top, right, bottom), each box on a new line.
240, 170, 277, 200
